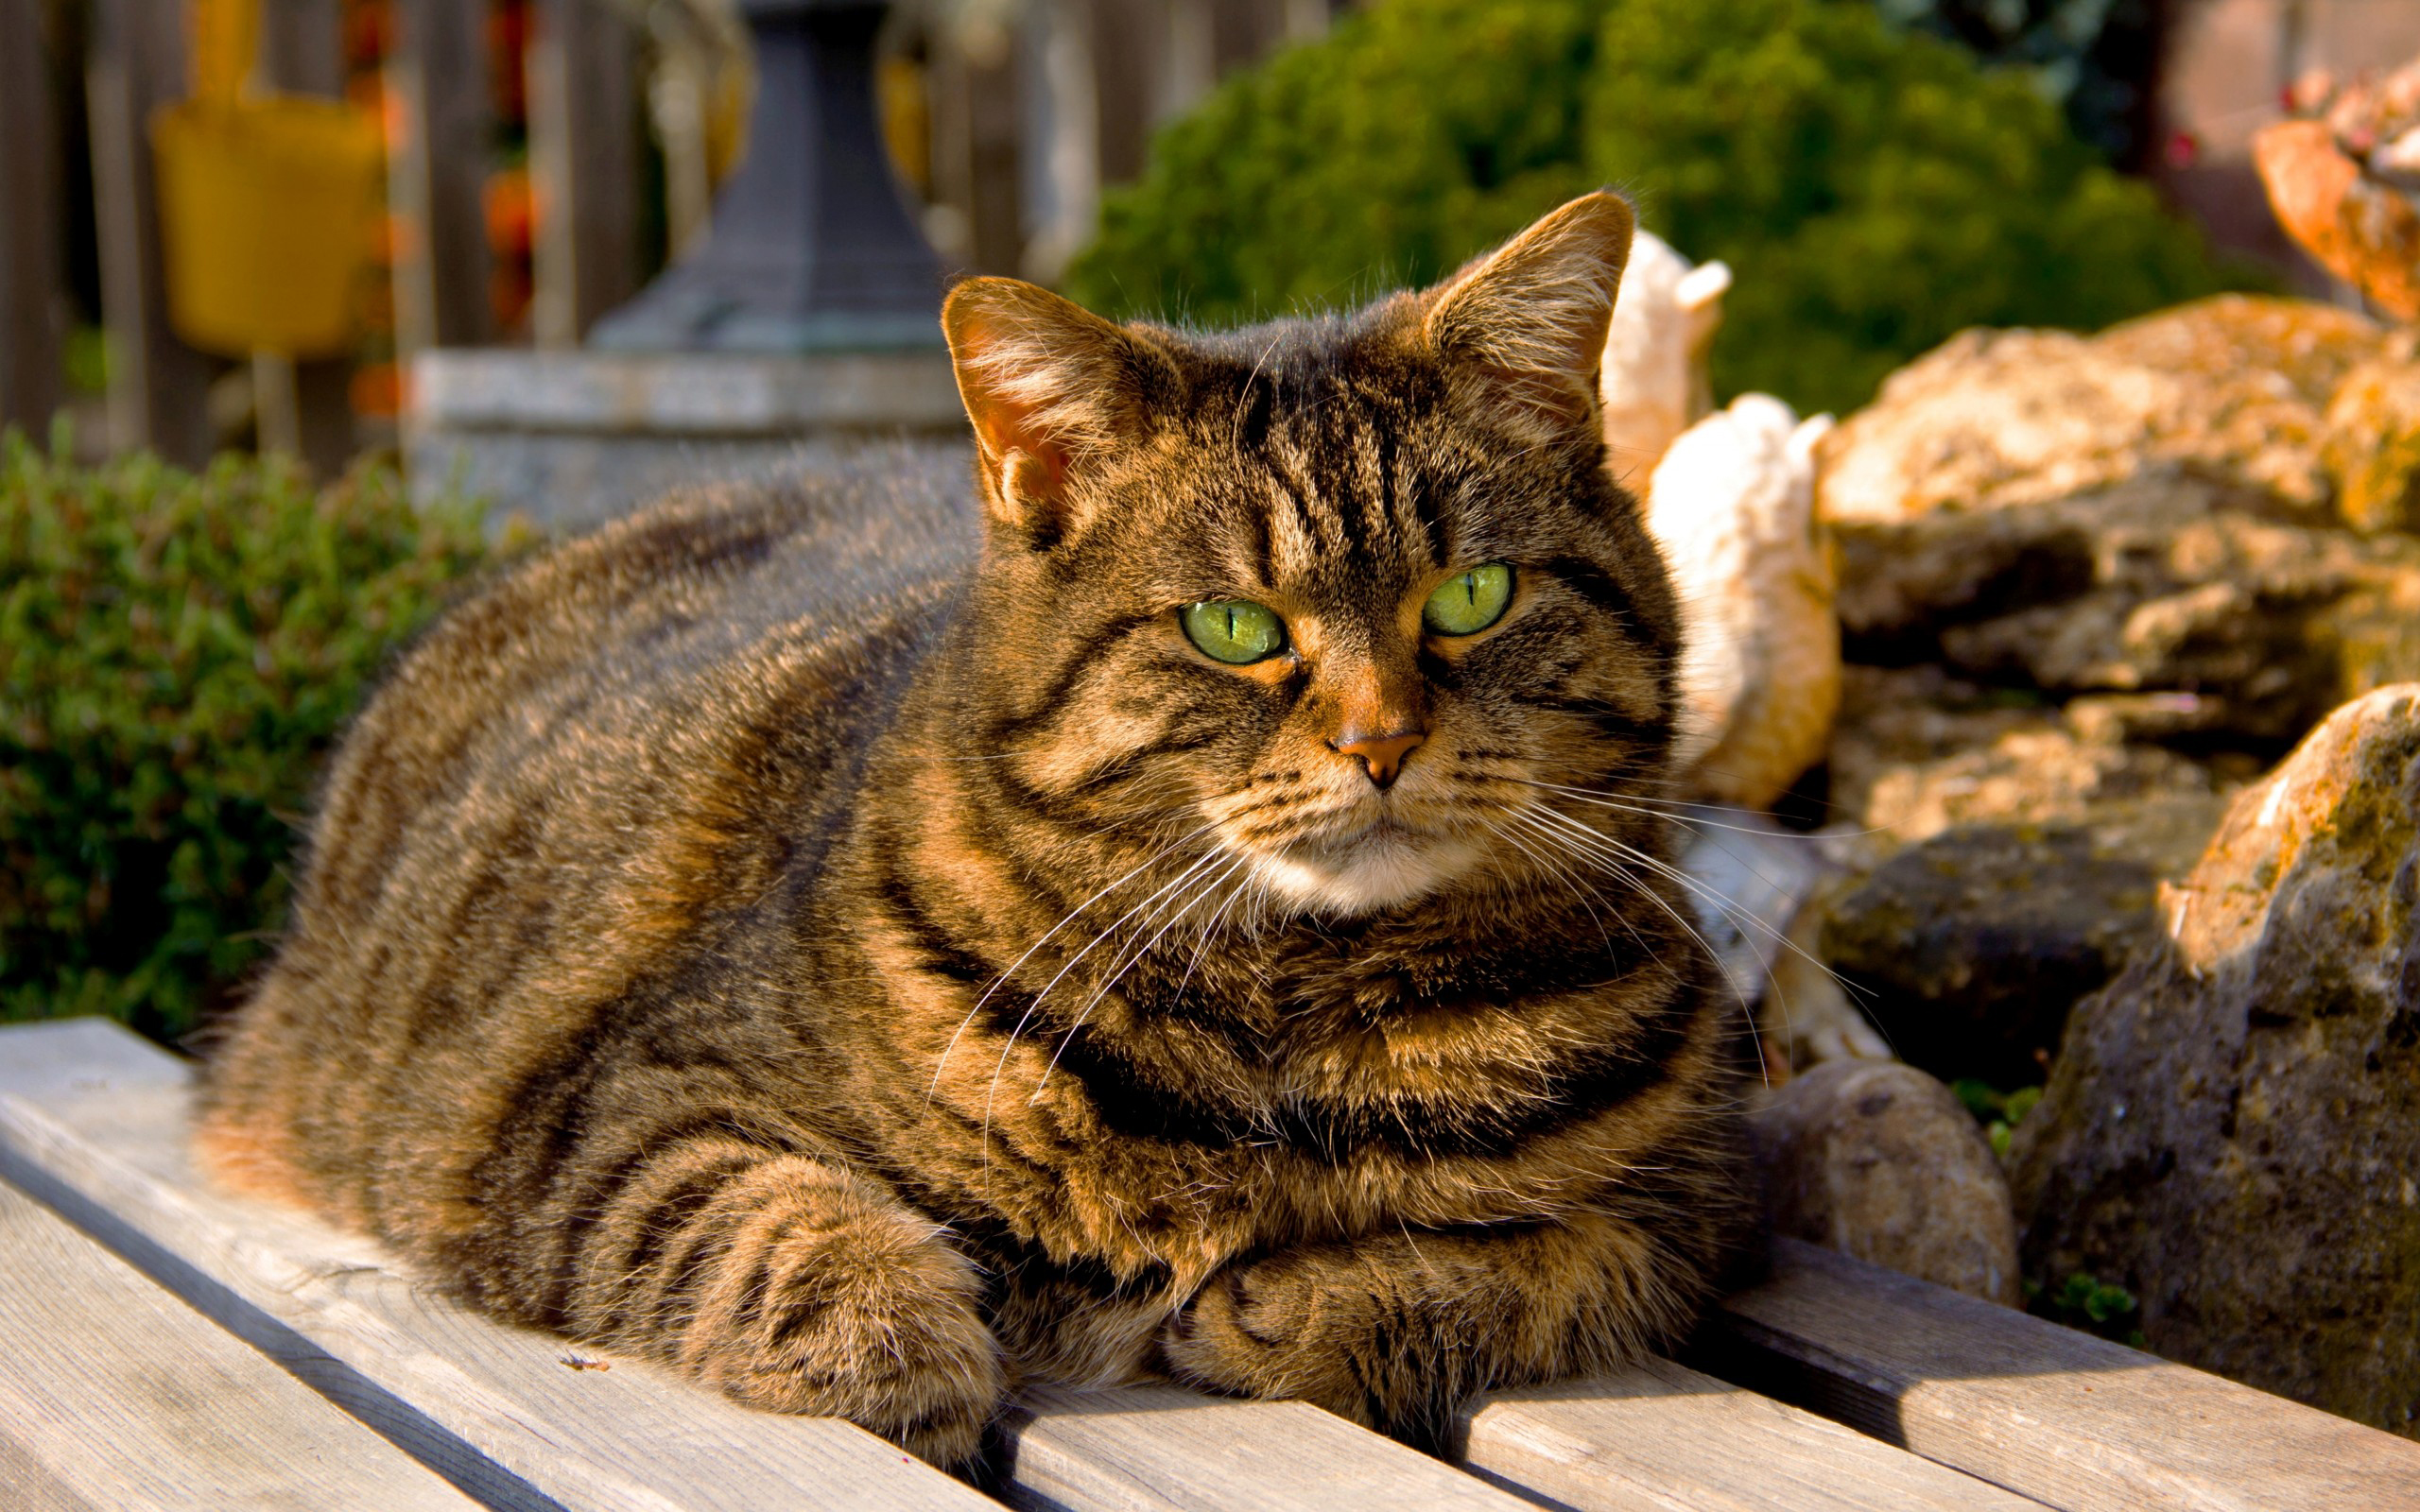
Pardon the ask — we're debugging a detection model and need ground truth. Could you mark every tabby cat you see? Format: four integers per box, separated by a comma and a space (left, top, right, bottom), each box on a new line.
197, 193, 1753, 1465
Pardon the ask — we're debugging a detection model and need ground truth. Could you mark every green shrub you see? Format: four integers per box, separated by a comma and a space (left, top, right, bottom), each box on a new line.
1065, 0, 2248, 416
0, 432, 494, 1042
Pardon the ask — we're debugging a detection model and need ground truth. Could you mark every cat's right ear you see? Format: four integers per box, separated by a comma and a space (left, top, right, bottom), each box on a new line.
942, 278, 1161, 542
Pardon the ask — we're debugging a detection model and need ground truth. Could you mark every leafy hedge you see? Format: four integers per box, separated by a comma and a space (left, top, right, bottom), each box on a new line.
0, 434, 493, 1041
1064, 0, 2247, 416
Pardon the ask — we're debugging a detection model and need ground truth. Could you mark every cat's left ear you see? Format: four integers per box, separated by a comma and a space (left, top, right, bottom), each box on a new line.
943, 277, 1165, 542
1421, 191, 1634, 446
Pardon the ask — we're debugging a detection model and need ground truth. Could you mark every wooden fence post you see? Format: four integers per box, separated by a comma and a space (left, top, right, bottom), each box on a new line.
0, 0, 64, 438
526, 0, 638, 348
389, 0, 494, 358
927, 16, 1024, 278
87, 0, 217, 464
258, 0, 354, 474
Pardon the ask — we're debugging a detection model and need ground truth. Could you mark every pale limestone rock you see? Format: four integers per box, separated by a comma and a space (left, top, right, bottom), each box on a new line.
1598, 230, 1728, 488
1751, 1058, 2021, 1306
1818, 296, 2386, 522
2324, 349, 2420, 535
1648, 396, 1839, 809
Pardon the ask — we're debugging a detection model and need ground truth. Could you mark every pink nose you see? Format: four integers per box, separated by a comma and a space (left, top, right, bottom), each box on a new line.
1332, 730, 1426, 787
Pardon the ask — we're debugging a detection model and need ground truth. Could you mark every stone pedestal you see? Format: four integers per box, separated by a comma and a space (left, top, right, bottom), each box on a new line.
406, 348, 967, 532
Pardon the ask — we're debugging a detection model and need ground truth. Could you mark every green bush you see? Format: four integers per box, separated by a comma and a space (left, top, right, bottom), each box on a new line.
1065, 0, 2248, 416
0, 433, 494, 1042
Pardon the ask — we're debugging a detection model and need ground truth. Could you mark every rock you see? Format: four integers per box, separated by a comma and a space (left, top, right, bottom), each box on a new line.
1751, 1059, 2021, 1306
1818, 297, 2385, 523
2255, 119, 2420, 321
1830, 466, 2420, 746
1825, 664, 2251, 859
1816, 818, 2205, 1090
2325, 352, 2420, 536
1649, 396, 1840, 809
1598, 231, 1729, 485
2010, 686, 2420, 1438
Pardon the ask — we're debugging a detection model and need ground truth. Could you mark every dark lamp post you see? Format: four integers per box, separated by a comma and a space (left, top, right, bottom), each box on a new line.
591, 0, 945, 352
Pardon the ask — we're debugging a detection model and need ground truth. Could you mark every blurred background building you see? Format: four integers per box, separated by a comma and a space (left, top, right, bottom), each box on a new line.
0, 0, 2409, 484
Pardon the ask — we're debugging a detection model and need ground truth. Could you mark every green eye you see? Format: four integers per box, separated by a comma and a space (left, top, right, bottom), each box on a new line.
1423, 562, 1514, 636
1181, 599, 1288, 664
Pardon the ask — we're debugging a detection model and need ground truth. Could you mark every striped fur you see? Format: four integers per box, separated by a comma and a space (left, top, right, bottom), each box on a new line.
198, 195, 1754, 1466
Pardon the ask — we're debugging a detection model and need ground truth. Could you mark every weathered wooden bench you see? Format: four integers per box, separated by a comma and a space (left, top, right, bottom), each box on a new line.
3, 1018, 2414, 1511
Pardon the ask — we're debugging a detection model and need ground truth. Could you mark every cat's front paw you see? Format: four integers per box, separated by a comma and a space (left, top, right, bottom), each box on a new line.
677, 1174, 1007, 1465
1162, 1250, 1412, 1433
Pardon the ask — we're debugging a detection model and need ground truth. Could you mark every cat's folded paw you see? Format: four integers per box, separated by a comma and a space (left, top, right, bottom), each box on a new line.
678, 1169, 1007, 1465
1160, 1251, 1380, 1426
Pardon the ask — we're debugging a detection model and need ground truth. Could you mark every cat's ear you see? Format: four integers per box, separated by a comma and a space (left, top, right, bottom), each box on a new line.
1420, 192, 1634, 445
942, 277, 1160, 541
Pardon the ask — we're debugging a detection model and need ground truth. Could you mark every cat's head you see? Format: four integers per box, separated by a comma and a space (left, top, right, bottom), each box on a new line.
941, 193, 1682, 919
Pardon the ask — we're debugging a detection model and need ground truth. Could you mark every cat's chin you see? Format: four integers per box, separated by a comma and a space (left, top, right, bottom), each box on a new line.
1247, 824, 1479, 919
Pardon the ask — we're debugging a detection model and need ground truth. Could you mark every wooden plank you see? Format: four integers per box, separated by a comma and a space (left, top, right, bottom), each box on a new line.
1695, 1236, 2420, 1512
0, 0, 63, 435
1002, 1383, 1531, 1512
2, 1021, 1547, 1512
389, 0, 494, 354
526, 0, 637, 347
0, 1020, 999, 1512
0, 1177, 478, 1511
85, 0, 217, 462
1458, 1355, 2044, 1512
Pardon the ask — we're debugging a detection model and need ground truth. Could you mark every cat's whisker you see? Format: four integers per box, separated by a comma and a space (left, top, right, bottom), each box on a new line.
1170, 858, 1256, 1013
978, 844, 1232, 1160
1516, 804, 1760, 1009
1514, 782, 1832, 919
1497, 810, 1662, 964
1032, 851, 1255, 1100
1484, 812, 1625, 960
1519, 801, 1862, 1077
1519, 778, 1886, 839
927, 820, 1219, 1104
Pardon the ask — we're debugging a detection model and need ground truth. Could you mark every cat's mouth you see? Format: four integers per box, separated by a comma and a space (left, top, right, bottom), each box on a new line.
1244, 804, 1481, 917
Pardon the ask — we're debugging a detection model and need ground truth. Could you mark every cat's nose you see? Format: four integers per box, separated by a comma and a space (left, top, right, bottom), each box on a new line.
1332, 729, 1426, 788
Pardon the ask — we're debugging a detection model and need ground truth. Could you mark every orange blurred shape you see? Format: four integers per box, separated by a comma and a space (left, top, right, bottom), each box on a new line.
484, 164, 533, 257
2255, 119, 2420, 319
351, 361, 403, 418
362, 73, 406, 148
377, 210, 413, 264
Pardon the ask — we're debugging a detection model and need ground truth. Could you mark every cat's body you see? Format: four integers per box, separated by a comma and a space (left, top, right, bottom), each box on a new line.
199, 196, 1753, 1463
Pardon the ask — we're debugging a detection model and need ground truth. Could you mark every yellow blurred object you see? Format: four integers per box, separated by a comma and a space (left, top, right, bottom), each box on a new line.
151, 0, 383, 358
154, 99, 384, 357
186, 0, 259, 106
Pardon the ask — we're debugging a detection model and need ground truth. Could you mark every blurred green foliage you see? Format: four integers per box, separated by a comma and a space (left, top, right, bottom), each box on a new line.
0, 431, 493, 1042
1065, 0, 2248, 416
1952, 1077, 2043, 1161
2026, 1271, 2147, 1348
